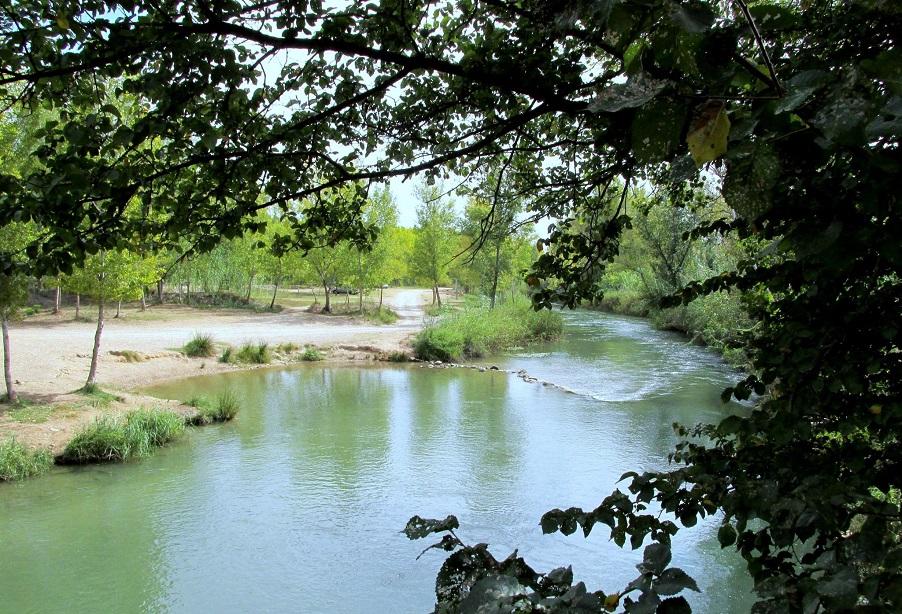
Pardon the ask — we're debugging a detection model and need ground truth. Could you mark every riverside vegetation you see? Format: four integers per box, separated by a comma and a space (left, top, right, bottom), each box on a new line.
1, 1, 898, 611
414, 298, 564, 362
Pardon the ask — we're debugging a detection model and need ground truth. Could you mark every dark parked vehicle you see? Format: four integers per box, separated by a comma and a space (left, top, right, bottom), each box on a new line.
331, 287, 359, 295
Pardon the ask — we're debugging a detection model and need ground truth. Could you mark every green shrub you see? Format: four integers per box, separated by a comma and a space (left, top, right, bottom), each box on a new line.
365, 307, 399, 324
0, 438, 53, 481
124, 410, 185, 451
62, 415, 132, 462
183, 333, 215, 357
414, 299, 563, 361
236, 342, 271, 364
387, 351, 410, 362
300, 346, 323, 362
277, 342, 300, 353
219, 346, 234, 363
414, 326, 467, 362
61, 410, 185, 464
187, 390, 240, 425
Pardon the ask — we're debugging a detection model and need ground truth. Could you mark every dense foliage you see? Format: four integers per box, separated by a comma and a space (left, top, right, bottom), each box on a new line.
1, 0, 899, 612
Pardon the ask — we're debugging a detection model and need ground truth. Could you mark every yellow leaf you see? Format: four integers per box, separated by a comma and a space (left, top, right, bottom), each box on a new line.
604, 593, 620, 612
869, 404, 882, 415
56, 14, 70, 30
535, 239, 544, 253
687, 102, 730, 165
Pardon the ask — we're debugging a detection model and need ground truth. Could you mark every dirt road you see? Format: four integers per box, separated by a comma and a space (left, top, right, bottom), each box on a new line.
7, 287, 435, 397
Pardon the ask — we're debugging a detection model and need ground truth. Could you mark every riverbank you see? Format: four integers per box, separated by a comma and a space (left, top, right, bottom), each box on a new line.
0, 288, 436, 458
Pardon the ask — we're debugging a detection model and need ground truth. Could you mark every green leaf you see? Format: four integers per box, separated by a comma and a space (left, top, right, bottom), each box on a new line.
590, 75, 669, 112
670, 4, 715, 33
640, 543, 672, 575
653, 568, 700, 596
723, 143, 779, 220
632, 99, 687, 164
687, 103, 729, 165
718, 523, 737, 547
403, 514, 459, 540
657, 596, 692, 613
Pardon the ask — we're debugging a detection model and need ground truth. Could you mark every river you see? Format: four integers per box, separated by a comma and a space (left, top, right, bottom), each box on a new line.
0, 310, 753, 612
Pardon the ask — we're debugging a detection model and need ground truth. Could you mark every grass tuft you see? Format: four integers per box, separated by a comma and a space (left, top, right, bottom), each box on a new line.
276, 342, 300, 354
183, 333, 216, 357
8, 400, 55, 424
0, 438, 53, 481
186, 390, 240, 425
236, 342, 272, 364
219, 346, 234, 363
61, 409, 185, 464
387, 351, 410, 363
300, 346, 324, 362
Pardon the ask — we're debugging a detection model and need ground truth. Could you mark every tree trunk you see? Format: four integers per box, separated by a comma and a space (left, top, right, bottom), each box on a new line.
310, 287, 318, 305
323, 284, 331, 313
435, 284, 442, 308
490, 242, 501, 309
75, 294, 81, 319
157, 279, 164, 303
54, 285, 61, 315
186, 281, 191, 305
115, 299, 122, 318
86, 296, 105, 387
358, 286, 363, 312
379, 286, 384, 310
270, 280, 279, 311
246, 273, 255, 302
140, 290, 146, 312
2, 316, 16, 403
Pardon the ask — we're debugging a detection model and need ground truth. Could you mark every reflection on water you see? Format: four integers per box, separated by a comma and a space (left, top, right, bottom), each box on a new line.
0, 310, 753, 613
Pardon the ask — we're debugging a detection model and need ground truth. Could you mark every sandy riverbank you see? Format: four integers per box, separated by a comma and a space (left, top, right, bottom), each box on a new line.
0, 288, 437, 453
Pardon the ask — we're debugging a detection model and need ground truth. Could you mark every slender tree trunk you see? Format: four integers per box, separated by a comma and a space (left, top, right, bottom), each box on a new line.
246, 273, 255, 302
186, 281, 191, 305
2, 316, 16, 403
115, 299, 122, 318
310, 287, 318, 305
435, 284, 442, 308
157, 279, 164, 303
270, 279, 279, 311
140, 289, 146, 312
75, 294, 81, 319
54, 285, 61, 315
86, 295, 104, 387
490, 242, 501, 309
323, 284, 331, 313
379, 286, 383, 310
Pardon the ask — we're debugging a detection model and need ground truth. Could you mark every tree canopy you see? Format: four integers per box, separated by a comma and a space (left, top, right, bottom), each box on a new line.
1, 0, 899, 611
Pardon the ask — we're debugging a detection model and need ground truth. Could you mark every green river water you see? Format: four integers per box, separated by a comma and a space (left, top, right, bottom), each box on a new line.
1, 310, 754, 613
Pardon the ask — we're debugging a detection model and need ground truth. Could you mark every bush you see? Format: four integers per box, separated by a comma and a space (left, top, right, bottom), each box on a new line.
183, 333, 215, 357
0, 438, 53, 481
413, 299, 563, 361
219, 346, 234, 363
365, 307, 399, 324
187, 390, 240, 425
387, 351, 410, 362
300, 346, 323, 362
277, 342, 300, 353
61, 409, 185, 464
236, 342, 271, 364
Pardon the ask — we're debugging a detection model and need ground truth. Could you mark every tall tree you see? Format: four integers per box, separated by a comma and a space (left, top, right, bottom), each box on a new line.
411, 185, 457, 307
